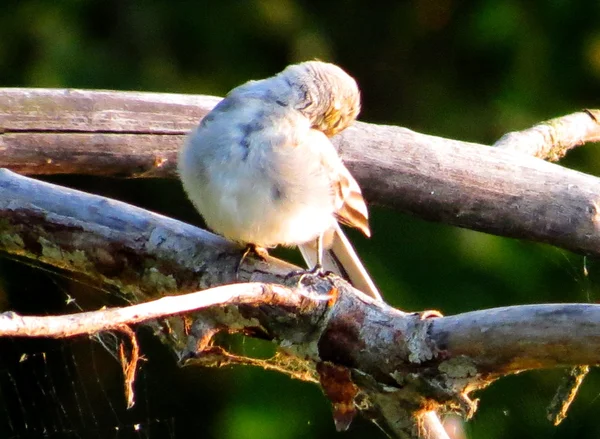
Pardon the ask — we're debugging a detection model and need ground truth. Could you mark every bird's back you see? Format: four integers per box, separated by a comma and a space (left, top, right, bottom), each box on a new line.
178, 79, 338, 247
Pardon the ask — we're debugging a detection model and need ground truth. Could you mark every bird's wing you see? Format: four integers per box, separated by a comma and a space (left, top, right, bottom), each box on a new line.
298, 134, 381, 300
333, 167, 371, 237
317, 138, 371, 238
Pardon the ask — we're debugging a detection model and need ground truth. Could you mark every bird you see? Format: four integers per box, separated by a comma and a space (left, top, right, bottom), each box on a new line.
178, 61, 381, 300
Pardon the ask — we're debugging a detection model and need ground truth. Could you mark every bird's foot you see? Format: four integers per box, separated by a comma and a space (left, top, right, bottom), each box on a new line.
306, 263, 325, 276
285, 263, 333, 287
414, 309, 444, 319
285, 263, 323, 279
236, 244, 269, 279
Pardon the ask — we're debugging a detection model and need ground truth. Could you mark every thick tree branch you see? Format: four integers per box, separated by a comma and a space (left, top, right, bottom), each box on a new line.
1, 89, 600, 259
431, 304, 600, 377
0, 167, 450, 438
0, 88, 216, 176
0, 167, 296, 303
339, 122, 600, 257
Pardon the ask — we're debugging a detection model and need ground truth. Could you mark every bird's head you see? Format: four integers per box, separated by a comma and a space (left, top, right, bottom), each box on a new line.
280, 61, 361, 137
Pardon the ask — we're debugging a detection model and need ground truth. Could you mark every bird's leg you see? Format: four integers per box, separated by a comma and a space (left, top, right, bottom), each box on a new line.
312, 234, 337, 277
244, 243, 269, 261
285, 236, 327, 285
236, 243, 269, 279
313, 234, 324, 274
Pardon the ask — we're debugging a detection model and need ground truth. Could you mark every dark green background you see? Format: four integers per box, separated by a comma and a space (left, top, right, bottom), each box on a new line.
0, 1, 599, 438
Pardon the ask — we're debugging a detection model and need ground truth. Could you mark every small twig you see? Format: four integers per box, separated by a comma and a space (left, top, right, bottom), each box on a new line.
117, 324, 141, 409
0, 283, 311, 338
546, 365, 590, 426
494, 110, 600, 160
0, 283, 324, 415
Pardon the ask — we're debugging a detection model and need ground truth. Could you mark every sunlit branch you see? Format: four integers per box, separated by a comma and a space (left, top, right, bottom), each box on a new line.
0, 283, 303, 338
494, 109, 600, 160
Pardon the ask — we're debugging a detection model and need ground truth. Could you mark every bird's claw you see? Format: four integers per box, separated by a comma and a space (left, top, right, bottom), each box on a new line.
285, 263, 331, 286
236, 244, 269, 279
415, 309, 443, 319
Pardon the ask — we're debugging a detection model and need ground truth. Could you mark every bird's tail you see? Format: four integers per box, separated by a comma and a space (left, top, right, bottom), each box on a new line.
298, 223, 382, 301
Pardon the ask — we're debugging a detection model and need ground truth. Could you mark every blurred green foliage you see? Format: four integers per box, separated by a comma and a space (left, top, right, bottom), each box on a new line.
0, 0, 599, 438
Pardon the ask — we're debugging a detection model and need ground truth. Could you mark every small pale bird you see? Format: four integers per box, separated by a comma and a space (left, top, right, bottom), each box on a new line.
178, 61, 381, 300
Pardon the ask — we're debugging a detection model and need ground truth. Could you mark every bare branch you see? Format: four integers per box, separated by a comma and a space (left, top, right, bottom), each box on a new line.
0, 167, 435, 438
0, 88, 219, 177
430, 304, 600, 378
494, 110, 600, 160
546, 365, 589, 426
339, 121, 600, 258
0, 283, 301, 337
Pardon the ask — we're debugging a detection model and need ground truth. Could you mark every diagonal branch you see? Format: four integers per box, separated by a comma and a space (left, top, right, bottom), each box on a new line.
2, 168, 600, 435
0, 283, 305, 338
339, 121, 600, 257
0, 167, 295, 302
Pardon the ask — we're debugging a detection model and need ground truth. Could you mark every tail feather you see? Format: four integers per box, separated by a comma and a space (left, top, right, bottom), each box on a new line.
298, 223, 382, 301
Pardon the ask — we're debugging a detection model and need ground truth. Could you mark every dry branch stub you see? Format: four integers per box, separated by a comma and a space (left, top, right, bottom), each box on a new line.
494, 109, 600, 160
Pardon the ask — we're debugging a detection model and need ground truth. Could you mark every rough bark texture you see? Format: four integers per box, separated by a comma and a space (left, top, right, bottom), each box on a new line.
0, 89, 220, 176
